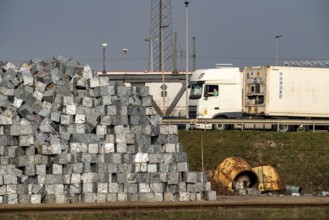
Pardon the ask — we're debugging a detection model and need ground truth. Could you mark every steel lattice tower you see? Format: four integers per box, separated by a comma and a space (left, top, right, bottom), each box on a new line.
148, 0, 173, 71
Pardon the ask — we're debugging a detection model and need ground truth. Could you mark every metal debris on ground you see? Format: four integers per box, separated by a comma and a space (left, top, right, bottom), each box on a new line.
318, 191, 329, 197
285, 185, 301, 195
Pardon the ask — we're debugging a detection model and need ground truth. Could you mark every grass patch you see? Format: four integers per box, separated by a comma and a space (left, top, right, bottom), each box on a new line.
179, 130, 329, 194
1, 208, 329, 220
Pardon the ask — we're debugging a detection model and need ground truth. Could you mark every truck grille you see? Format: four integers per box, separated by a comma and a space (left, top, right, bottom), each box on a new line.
189, 105, 197, 118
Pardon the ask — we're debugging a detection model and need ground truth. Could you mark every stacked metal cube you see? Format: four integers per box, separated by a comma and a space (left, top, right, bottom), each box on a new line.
0, 56, 216, 204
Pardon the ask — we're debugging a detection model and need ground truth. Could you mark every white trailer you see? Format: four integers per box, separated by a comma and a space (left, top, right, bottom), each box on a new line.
188, 65, 242, 129
243, 66, 329, 117
243, 66, 329, 131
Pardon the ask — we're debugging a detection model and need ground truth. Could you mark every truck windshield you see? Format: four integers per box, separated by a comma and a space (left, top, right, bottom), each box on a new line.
190, 82, 203, 99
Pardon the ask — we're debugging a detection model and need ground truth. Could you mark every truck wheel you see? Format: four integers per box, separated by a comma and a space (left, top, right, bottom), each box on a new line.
213, 117, 230, 130
214, 123, 227, 130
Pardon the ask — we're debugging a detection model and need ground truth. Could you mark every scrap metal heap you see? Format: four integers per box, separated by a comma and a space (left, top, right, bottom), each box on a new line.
0, 56, 216, 204
213, 157, 285, 195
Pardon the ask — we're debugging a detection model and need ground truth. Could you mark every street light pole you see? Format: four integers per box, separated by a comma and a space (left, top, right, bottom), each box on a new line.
185, 1, 189, 126
122, 48, 128, 75
275, 35, 283, 66
102, 43, 108, 74
161, 25, 168, 115
145, 37, 158, 72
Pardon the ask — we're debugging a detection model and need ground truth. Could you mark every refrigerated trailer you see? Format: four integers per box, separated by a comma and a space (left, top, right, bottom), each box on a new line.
188, 65, 329, 131
243, 66, 329, 118
243, 66, 329, 131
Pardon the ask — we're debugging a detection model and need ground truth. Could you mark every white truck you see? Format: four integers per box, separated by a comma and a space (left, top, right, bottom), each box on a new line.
189, 65, 329, 131
188, 64, 243, 130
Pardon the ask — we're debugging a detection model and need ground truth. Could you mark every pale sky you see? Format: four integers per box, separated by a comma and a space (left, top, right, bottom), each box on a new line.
1, 0, 328, 71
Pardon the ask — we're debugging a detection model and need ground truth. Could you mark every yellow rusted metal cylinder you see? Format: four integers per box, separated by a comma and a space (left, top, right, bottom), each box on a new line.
213, 157, 258, 192
252, 165, 285, 192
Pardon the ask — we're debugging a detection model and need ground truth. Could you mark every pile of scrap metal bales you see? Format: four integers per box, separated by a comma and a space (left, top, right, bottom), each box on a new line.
0, 56, 216, 204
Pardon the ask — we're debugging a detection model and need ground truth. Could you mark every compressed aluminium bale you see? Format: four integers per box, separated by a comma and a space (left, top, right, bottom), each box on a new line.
0, 57, 216, 205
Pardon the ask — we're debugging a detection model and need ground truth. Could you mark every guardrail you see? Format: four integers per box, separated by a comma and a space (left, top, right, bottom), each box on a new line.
161, 118, 329, 132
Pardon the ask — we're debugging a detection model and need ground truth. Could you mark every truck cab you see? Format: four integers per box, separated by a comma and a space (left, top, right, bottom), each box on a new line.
189, 65, 243, 129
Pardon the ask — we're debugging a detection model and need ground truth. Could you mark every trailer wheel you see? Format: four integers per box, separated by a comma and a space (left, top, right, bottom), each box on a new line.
277, 124, 290, 132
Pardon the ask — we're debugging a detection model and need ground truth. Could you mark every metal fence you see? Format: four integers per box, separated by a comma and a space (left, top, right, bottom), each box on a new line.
161, 118, 329, 132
